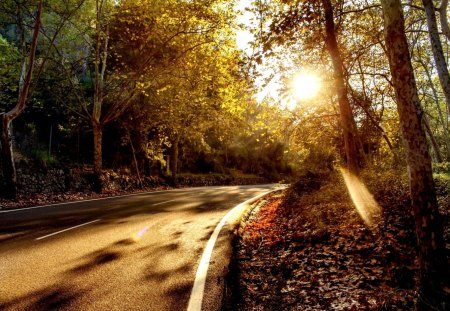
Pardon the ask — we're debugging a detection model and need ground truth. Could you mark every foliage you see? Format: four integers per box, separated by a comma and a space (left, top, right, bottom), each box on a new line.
0, 0, 448, 194
360, 166, 410, 205
433, 162, 450, 176
0, 34, 20, 110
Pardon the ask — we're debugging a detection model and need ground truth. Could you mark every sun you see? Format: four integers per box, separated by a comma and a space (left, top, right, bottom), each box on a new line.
291, 72, 321, 101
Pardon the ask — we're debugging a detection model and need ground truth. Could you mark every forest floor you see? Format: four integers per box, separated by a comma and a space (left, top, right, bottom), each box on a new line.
227, 171, 450, 310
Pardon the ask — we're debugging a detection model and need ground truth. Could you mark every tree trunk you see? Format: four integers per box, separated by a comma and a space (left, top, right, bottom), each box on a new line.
321, 0, 359, 174
439, 0, 450, 41
0, 1, 42, 199
129, 136, 142, 187
423, 116, 444, 163
170, 136, 179, 186
381, 1, 448, 309
0, 114, 17, 199
92, 121, 103, 192
418, 59, 450, 160
422, 0, 450, 116
89, 0, 107, 194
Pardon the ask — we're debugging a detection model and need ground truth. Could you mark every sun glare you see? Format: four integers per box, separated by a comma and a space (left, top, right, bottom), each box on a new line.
291, 73, 321, 101
340, 168, 381, 226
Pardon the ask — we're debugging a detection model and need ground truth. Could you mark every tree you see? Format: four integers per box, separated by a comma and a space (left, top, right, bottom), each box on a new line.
321, 0, 359, 174
108, 0, 246, 184
438, 0, 450, 41
422, 0, 450, 116
0, 0, 42, 199
380, 0, 448, 309
246, 0, 365, 173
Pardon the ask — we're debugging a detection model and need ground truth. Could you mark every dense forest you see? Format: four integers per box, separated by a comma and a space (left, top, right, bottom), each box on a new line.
1, 0, 449, 193
1, 0, 449, 308
0, 0, 295, 197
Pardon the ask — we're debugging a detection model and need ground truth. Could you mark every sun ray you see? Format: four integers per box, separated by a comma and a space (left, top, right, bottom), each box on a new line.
291, 72, 321, 101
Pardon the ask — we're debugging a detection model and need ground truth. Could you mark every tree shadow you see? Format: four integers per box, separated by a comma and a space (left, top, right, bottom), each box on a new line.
113, 238, 135, 246
144, 265, 191, 282
1, 285, 86, 311
142, 242, 181, 259
0, 188, 263, 244
0, 200, 174, 243
164, 281, 193, 310
172, 230, 184, 237
68, 250, 122, 274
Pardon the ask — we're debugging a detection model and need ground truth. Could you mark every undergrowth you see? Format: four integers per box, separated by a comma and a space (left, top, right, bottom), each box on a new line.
230, 167, 450, 310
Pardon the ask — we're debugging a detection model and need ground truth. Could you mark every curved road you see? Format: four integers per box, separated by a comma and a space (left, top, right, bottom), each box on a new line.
0, 184, 278, 311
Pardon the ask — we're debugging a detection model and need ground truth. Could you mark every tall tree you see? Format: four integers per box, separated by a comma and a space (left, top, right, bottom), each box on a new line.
422, 0, 450, 116
91, 0, 108, 185
438, 0, 450, 41
380, 0, 448, 309
0, 0, 42, 199
321, 0, 359, 174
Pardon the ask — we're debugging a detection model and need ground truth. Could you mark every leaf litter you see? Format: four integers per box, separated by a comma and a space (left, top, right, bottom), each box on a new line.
228, 172, 449, 311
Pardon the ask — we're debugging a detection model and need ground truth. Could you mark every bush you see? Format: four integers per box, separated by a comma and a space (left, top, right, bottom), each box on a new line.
24, 148, 57, 166
360, 168, 409, 206
433, 162, 450, 175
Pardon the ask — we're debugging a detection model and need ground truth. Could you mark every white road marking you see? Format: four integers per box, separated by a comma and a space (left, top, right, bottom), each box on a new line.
0, 188, 185, 213
0, 185, 280, 213
35, 219, 101, 241
187, 190, 275, 311
152, 193, 198, 206
152, 198, 179, 206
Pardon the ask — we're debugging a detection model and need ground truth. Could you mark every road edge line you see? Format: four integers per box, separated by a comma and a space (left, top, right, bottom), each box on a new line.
0, 188, 184, 213
187, 189, 278, 311
35, 219, 102, 240
0, 185, 277, 213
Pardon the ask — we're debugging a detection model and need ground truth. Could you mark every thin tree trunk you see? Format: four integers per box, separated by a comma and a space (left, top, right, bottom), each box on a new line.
381, 1, 448, 309
129, 136, 142, 187
354, 63, 396, 154
92, 121, 103, 192
170, 136, 179, 186
439, 0, 450, 41
418, 59, 450, 159
91, 0, 107, 178
423, 116, 444, 163
422, 0, 450, 116
0, 1, 42, 199
92, 122, 102, 175
1, 114, 17, 199
321, 0, 359, 174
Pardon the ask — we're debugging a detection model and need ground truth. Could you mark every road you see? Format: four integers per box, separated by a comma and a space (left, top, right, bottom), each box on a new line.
0, 184, 278, 311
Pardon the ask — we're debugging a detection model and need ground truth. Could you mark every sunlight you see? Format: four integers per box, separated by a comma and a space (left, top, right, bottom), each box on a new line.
235, 0, 253, 53
235, 30, 253, 51
340, 168, 381, 226
291, 72, 321, 101
284, 98, 297, 111
256, 74, 280, 103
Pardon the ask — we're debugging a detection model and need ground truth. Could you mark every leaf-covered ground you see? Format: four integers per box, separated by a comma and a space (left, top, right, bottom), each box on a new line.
229, 172, 449, 310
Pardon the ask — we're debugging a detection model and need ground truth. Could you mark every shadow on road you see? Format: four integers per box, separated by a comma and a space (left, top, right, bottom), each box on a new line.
0, 195, 235, 244
1, 285, 87, 311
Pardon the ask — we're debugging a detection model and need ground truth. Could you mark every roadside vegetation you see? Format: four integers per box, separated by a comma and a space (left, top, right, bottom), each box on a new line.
229, 168, 449, 310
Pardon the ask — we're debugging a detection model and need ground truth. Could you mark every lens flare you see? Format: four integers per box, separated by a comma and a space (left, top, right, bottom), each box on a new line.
340, 168, 381, 226
133, 225, 149, 242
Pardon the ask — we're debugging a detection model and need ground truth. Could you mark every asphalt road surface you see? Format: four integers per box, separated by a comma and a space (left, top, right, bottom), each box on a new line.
0, 184, 278, 311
